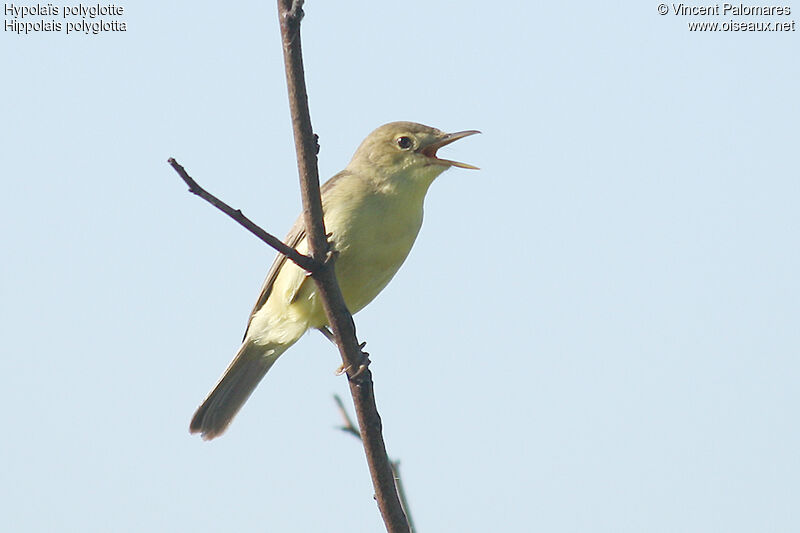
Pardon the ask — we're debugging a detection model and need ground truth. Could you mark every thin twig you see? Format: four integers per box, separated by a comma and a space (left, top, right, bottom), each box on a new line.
334, 394, 361, 439
276, 2, 410, 531
391, 460, 416, 533
167, 158, 318, 273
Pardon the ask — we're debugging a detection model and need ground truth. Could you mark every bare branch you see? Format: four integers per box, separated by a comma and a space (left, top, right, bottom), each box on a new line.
167, 157, 318, 273
333, 396, 417, 533
276, 1, 410, 531
285, 0, 304, 22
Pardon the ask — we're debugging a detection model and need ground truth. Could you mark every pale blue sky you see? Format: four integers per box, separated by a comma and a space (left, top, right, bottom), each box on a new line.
2, 2, 798, 532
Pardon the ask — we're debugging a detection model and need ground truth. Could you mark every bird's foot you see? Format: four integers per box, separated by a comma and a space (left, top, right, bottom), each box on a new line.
334, 344, 370, 379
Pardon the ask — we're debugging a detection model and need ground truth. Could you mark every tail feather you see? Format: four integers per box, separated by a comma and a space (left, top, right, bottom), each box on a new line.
190, 342, 285, 440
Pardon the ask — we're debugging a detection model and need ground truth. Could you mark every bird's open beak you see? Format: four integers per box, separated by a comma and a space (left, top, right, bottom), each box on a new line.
421, 130, 481, 170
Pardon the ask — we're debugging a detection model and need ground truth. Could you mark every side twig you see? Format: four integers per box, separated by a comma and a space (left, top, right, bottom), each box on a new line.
277, 1, 410, 532
167, 158, 317, 273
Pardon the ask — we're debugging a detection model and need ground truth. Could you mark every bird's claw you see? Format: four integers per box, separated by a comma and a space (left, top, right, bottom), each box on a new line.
334, 352, 370, 380
350, 360, 370, 380
324, 247, 339, 266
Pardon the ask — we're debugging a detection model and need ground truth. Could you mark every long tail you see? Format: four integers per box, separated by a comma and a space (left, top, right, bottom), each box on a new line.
190, 341, 287, 440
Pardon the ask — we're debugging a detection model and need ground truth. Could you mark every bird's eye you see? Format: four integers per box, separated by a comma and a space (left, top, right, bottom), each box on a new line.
396, 136, 413, 150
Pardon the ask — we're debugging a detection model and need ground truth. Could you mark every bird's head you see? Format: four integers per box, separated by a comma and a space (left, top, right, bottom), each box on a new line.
348, 121, 480, 190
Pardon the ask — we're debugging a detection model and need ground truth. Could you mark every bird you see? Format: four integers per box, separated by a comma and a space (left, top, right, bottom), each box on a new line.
190, 121, 479, 440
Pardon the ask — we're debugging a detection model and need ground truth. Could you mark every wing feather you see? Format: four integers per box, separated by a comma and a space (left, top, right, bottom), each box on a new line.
241, 171, 351, 340
242, 218, 306, 340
